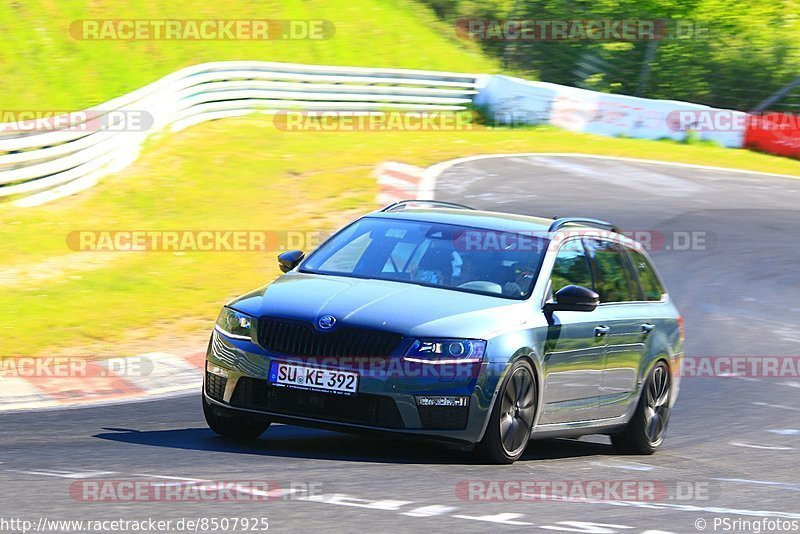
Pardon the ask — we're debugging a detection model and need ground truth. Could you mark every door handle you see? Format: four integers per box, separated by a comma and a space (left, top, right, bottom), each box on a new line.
594, 325, 610, 337
641, 323, 656, 334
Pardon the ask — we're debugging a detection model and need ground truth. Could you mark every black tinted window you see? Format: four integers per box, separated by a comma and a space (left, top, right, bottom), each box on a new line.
583, 238, 635, 303
627, 248, 665, 301
550, 239, 593, 294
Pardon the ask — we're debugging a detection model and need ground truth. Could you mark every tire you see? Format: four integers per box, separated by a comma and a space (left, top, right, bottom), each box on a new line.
477, 359, 537, 464
202, 393, 271, 440
612, 360, 671, 455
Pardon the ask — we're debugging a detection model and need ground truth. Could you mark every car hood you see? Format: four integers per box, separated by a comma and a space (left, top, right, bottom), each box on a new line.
229, 272, 528, 338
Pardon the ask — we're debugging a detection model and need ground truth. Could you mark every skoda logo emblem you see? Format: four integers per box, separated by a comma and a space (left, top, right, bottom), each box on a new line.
318, 315, 336, 330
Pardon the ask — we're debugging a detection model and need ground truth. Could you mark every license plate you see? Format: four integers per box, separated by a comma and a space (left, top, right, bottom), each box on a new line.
269, 361, 359, 395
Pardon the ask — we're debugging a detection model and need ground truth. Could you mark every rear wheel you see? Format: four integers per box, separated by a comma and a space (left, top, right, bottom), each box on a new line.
202, 393, 270, 440
612, 360, 671, 454
477, 360, 537, 464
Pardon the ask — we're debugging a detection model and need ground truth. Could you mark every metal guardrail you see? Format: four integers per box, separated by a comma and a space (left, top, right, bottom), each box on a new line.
0, 61, 482, 206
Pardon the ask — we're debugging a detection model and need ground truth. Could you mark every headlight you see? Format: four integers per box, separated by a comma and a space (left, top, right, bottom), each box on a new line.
215, 307, 254, 340
403, 339, 486, 364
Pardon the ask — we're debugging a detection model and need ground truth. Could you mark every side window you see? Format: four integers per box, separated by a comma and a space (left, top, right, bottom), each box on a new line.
583, 238, 635, 303
627, 248, 666, 301
550, 239, 593, 295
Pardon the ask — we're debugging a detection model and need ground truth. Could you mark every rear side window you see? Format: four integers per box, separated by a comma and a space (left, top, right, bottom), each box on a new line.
583, 238, 636, 303
627, 248, 666, 301
550, 239, 593, 294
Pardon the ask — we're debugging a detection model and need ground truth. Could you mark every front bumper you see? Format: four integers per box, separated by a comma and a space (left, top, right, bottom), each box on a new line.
204, 331, 495, 445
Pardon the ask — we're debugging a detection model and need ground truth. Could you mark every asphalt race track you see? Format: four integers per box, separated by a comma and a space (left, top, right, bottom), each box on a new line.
2, 155, 800, 533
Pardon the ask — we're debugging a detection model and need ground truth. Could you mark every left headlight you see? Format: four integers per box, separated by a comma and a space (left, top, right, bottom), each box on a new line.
403, 339, 486, 364
215, 307, 254, 340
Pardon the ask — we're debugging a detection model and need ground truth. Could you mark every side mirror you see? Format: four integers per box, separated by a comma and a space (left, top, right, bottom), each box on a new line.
544, 284, 599, 313
277, 250, 305, 273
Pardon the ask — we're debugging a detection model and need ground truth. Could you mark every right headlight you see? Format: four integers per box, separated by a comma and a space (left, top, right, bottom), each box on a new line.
403, 338, 486, 364
214, 307, 254, 340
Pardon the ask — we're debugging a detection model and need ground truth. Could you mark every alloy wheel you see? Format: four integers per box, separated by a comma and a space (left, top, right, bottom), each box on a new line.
644, 362, 670, 446
499, 366, 536, 456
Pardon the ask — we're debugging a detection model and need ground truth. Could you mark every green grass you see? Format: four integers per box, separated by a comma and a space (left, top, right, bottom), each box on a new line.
2, 118, 800, 357
0, 0, 497, 110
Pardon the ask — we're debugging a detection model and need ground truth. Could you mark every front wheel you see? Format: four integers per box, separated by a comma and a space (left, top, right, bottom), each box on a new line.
477, 359, 537, 464
612, 360, 671, 454
202, 393, 271, 440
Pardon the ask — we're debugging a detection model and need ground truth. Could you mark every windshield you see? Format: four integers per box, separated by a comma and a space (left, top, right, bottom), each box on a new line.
300, 217, 548, 299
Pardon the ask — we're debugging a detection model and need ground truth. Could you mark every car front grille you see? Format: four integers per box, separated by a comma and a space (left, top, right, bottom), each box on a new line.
205, 372, 227, 402
230, 377, 405, 429
257, 317, 402, 359
417, 405, 469, 430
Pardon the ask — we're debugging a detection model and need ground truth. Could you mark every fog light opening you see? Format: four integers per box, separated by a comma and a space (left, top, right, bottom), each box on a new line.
206, 362, 231, 378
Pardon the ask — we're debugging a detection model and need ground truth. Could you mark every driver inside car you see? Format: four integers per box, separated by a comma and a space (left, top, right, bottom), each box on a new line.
412, 247, 454, 285
503, 262, 536, 297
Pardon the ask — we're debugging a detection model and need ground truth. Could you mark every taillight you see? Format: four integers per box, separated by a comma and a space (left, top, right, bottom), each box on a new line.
677, 315, 685, 342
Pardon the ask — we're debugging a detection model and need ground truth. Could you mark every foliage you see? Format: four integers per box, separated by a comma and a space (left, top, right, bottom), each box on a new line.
420, 0, 800, 110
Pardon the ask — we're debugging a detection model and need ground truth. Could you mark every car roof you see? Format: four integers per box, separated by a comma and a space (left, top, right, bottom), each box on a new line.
366, 206, 640, 250
368, 207, 555, 233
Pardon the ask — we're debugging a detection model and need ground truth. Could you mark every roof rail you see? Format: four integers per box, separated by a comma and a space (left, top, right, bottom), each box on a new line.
548, 217, 621, 233
380, 199, 476, 212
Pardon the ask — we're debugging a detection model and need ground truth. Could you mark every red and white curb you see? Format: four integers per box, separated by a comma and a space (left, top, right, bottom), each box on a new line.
374, 162, 426, 205
0, 350, 204, 412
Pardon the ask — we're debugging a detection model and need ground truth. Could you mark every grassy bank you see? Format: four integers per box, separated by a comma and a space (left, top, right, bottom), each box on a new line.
0, 0, 497, 110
